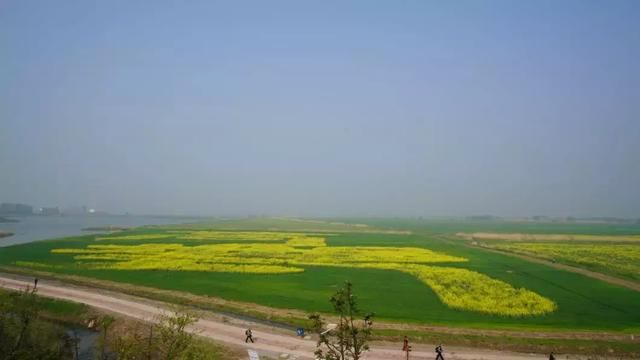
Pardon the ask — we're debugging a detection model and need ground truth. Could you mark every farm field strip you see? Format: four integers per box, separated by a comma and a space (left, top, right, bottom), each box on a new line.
471, 244, 640, 292
489, 242, 640, 281
456, 232, 640, 242
98, 230, 321, 241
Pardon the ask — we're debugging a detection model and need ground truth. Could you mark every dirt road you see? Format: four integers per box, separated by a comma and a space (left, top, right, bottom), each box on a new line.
0, 274, 586, 359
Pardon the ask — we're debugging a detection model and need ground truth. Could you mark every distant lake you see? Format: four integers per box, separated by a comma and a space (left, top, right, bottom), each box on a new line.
0, 215, 201, 247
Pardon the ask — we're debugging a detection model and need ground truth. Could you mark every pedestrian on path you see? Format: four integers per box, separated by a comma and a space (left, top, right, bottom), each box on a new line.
245, 328, 254, 343
435, 344, 445, 360
549, 352, 556, 360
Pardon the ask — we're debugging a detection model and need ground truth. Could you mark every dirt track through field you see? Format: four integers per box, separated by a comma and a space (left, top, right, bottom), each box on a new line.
456, 233, 640, 243
474, 245, 640, 292
0, 274, 583, 360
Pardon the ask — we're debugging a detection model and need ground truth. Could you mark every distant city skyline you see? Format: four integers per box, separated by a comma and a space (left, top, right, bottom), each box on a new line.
0, 202, 100, 216
2, 1, 639, 218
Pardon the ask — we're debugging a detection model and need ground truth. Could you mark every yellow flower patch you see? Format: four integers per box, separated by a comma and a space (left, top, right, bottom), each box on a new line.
50, 233, 557, 316
492, 242, 640, 279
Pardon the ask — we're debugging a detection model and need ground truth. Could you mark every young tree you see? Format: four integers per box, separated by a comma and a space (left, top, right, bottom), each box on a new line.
309, 281, 374, 360
0, 286, 73, 360
155, 309, 197, 360
112, 327, 145, 360
111, 308, 211, 360
98, 315, 115, 360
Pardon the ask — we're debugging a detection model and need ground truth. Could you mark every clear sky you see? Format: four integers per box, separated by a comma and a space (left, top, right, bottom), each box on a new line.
1, 1, 639, 217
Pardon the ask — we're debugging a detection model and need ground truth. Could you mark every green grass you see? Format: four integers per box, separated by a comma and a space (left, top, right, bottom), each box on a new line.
483, 241, 640, 282
0, 287, 88, 320
1, 218, 640, 332
375, 328, 640, 357
164, 217, 391, 232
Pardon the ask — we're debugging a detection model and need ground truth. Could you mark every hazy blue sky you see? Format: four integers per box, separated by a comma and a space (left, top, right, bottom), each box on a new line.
1, 1, 639, 217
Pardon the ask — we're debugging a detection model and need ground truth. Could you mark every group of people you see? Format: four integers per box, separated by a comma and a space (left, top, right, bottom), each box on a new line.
243, 328, 556, 360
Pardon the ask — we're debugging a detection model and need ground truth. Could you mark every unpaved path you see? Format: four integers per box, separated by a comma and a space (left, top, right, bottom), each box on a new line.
473, 245, 640, 292
0, 274, 584, 360
456, 232, 640, 243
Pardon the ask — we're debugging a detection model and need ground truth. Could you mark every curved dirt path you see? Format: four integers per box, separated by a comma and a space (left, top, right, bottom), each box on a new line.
0, 274, 611, 360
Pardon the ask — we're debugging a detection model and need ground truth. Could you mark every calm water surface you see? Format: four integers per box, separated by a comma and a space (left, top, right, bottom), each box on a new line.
0, 215, 201, 247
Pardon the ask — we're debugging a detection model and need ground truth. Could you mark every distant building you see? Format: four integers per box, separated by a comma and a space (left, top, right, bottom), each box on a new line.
0, 203, 33, 215
0, 203, 16, 213
41, 207, 61, 216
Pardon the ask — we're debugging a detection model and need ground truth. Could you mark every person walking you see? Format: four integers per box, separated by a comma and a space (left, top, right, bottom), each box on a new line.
34, 278, 39, 289
435, 344, 445, 360
549, 352, 556, 360
245, 328, 254, 343
402, 336, 411, 360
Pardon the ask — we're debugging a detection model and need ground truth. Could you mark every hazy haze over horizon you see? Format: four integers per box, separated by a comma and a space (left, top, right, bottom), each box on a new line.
1, 1, 639, 218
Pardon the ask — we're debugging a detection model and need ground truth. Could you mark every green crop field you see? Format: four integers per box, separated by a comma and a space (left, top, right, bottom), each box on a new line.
1, 218, 639, 332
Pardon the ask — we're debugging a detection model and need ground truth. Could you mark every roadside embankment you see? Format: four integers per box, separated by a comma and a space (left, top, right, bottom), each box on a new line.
0, 270, 638, 359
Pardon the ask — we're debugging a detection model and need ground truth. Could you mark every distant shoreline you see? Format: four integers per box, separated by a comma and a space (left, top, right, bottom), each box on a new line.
0, 216, 19, 223
82, 226, 130, 232
0, 231, 14, 239
0, 214, 203, 248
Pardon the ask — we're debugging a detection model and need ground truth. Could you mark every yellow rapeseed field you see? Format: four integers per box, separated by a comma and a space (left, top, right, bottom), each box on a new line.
401, 265, 556, 316
493, 242, 640, 279
48, 231, 556, 316
457, 232, 640, 242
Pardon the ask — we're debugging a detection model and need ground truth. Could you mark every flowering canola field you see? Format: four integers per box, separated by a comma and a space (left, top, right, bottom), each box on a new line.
492, 242, 640, 280
45, 231, 556, 316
